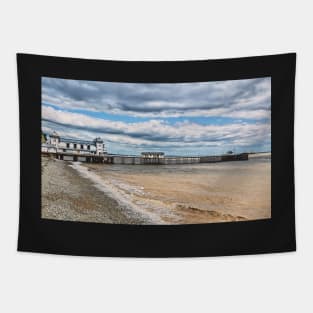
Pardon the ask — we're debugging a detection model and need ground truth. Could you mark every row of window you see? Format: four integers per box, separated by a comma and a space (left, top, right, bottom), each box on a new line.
66, 143, 91, 150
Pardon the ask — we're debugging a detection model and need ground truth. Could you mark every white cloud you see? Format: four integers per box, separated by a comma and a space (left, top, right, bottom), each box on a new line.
42, 105, 271, 154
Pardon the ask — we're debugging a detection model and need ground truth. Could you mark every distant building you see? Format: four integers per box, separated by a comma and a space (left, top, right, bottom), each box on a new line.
41, 131, 107, 156
141, 152, 165, 158
140, 152, 165, 164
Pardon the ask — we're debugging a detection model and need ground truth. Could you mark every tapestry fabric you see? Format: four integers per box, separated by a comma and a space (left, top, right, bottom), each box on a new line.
17, 53, 296, 257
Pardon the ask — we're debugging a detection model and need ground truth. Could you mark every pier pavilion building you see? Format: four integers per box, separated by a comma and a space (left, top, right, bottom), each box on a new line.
41, 131, 107, 156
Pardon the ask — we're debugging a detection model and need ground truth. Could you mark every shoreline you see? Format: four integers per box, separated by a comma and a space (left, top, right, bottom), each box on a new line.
81, 158, 271, 223
41, 156, 149, 224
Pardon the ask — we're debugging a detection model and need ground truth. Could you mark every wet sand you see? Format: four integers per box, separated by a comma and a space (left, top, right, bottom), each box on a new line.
82, 155, 271, 224
41, 154, 270, 224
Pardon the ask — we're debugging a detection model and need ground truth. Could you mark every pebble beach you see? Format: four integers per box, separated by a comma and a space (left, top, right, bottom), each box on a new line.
41, 156, 148, 224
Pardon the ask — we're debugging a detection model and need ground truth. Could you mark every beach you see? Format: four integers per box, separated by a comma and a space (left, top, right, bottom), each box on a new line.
41, 156, 149, 224
41, 154, 271, 224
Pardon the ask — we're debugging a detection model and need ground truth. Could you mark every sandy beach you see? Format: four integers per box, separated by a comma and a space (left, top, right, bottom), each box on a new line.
41, 154, 271, 224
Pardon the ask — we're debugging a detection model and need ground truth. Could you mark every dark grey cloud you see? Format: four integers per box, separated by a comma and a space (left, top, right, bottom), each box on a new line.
42, 77, 271, 118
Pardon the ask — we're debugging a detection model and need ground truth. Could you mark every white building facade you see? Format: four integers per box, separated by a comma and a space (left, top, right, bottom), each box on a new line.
41, 132, 107, 156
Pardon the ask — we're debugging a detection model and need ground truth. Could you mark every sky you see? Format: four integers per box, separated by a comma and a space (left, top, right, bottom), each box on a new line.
41, 77, 271, 156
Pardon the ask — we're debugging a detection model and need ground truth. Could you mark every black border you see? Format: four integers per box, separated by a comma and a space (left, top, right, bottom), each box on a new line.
17, 53, 296, 257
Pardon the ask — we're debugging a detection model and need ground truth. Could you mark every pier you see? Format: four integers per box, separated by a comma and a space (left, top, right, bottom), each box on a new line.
41, 151, 113, 163
42, 131, 249, 165
109, 152, 248, 165
42, 151, 248, 164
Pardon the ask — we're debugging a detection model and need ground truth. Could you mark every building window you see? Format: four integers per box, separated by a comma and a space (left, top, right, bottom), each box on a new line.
66, 143, 69, 148
81, 144, 83, 149
87, 145, 90, 150
74, 144, 77, 149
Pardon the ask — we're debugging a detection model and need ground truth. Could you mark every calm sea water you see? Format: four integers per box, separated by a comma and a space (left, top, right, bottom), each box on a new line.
98, 154, 270, 175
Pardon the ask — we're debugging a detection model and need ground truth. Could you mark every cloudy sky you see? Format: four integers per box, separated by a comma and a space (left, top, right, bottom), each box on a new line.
41, 77, 271, 156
